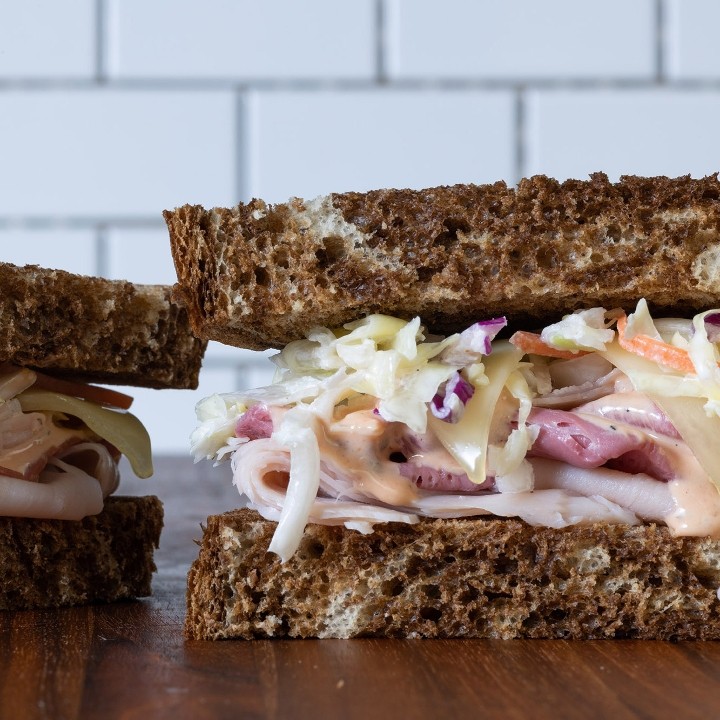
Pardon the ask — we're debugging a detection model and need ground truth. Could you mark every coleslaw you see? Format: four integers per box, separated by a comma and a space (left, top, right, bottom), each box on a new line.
193, 303, 720, 561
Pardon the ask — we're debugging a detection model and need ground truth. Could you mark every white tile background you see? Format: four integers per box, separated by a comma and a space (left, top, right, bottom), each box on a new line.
1, 0, 719, 454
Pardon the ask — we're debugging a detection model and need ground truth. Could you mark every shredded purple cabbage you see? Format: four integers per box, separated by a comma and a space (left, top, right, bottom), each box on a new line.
440, 317, 507, 365
430, 372, 475, 423
705, 313, 720, 342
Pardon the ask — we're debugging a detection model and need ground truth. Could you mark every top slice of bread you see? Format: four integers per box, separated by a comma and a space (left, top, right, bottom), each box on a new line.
0, 262, 207, 389
165, 173, 720, 351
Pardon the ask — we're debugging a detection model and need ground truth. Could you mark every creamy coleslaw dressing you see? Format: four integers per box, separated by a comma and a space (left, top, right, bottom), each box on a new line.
667, 451, 720, 536
265, 402, 720, 538
321, 409, 418, 507
269, 403, 416, 504
644, 397, 720, 536
556, 405, 720, 537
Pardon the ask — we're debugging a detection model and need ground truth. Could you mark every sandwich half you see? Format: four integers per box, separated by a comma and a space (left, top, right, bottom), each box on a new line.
166, 173, 720, 639
0, 261, 207, 610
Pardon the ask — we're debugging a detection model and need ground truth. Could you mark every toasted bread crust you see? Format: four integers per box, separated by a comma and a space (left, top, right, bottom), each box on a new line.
166, 173, 720, 350
185, 508, 720, 640
0, 496, 163, 610
0, 262, 207, 389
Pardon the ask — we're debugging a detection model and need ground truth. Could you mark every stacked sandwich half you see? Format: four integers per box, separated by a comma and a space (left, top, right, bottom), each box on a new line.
166, 173, 720, 639
0, 262, 206, 609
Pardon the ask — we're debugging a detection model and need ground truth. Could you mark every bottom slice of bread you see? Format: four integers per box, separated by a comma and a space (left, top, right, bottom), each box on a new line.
186, 509, 720, 640
0, 495, 163, 610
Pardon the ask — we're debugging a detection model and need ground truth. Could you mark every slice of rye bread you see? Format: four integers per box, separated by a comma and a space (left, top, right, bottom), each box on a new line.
165, 173, 720, 351
186, 509, 720, 640
0, 496, 163, 610
0, 262, 207, 389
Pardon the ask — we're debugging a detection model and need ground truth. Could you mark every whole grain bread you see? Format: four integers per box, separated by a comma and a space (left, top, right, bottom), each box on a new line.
0, 262, 207, 389
0, 495, 163, 610
186, 508, 720, 640
165, 173, 720, 351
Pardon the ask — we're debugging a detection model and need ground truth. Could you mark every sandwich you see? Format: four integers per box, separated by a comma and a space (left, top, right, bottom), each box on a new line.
0, 261, 207, 610
165, 173, 720, 639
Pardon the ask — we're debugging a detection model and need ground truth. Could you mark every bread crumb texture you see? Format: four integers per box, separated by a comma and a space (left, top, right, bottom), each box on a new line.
0, 262, 206, 389
0, 496, 163, 610
185, 509, 720, 640
165, 173, 720, 350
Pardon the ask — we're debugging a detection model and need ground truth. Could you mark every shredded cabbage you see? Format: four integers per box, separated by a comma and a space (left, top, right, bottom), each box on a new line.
189, 303, 720, 562
603, 310, 720, 419
654, 318, 693, 345
541, 307, 615, 352
266, 405, 321, 562
428, 342, 523, 484
688, 310, 720, 417
491, 370, 538, 493
430, 372, 475, 423
273, 315, 465, 434
624, 299, 662, 341
189, 313, 514, 560
191, 375, 327, 461
440, 318, 507, 365
191, 394, 248, 462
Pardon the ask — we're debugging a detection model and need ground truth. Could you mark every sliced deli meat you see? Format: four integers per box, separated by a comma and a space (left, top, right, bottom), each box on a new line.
193, 305, 720, 561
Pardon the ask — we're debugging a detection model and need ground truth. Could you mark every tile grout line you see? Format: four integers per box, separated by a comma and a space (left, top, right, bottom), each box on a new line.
0, 218, 165, 229
95, 0, 107, 83
95, 225, 109, 277
655, 0, 667, 83
5, 77, 720, 92
376, 0, 387, 84
235, 89, 247, 203
513, 88, 526, 183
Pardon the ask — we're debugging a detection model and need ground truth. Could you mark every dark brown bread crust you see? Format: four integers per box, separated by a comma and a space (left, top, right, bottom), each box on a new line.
166, 173, 720, 350
0, 262, 207, 389
0, 496, 163, 610
186, 509, 720, 640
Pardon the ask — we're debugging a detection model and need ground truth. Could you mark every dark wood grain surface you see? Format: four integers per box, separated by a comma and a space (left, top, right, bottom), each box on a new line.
2, 457, 720, 720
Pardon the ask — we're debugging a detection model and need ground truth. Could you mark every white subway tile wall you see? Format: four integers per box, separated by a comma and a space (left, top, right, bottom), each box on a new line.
386, 0, 656, 80
0, 90, 237, 216
107, 0, 377, 80
0, 1, 96, 78
666, 0, 720, 79
0, 230, 97, 274
248, 89, 515, 201
2, 0, 718, 454
105, 228, 176, 285
526, 90, 720, 180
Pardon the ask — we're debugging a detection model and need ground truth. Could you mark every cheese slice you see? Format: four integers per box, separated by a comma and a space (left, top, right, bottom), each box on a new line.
17, 389, 153, 478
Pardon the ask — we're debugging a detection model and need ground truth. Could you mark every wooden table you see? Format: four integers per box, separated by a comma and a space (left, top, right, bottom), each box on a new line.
2, 457, 720, 720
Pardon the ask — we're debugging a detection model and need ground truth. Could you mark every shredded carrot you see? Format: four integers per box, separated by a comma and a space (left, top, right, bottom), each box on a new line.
509, 331, 587, 360
616, 314, 695, 374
